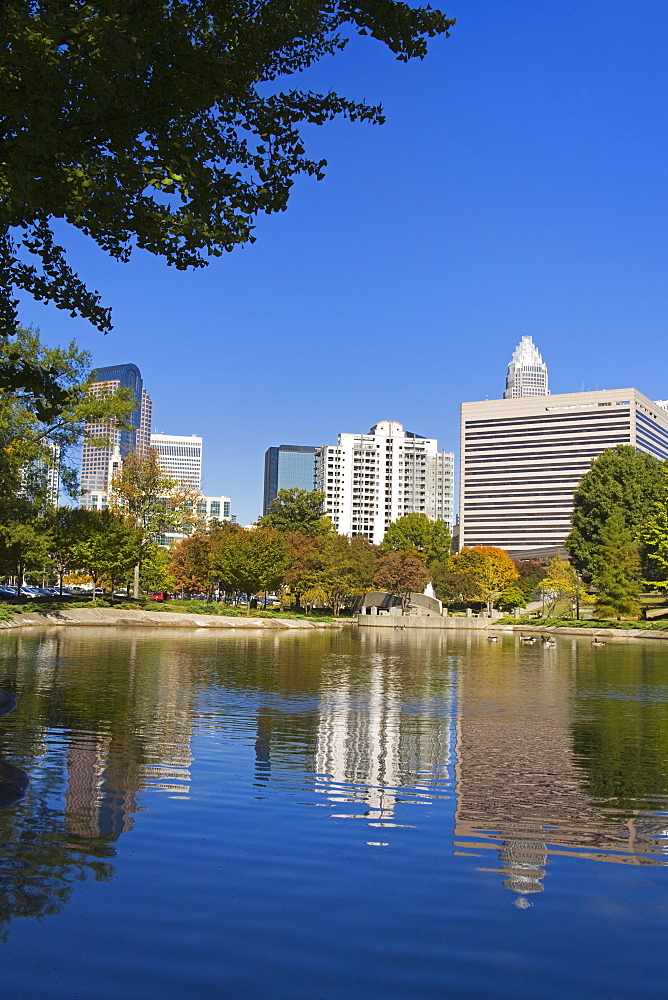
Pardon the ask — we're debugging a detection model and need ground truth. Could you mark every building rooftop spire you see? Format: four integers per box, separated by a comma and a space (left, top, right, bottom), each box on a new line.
504, 336, 549, 398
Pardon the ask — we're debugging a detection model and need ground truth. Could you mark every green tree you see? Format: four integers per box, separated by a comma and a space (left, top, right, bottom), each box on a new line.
45, 506, 96, 594
496, 586, 526, 613
566, 446, 666, 578
539, 555, 578, 616
0, 0, 454, 380
0, 520, 51, 591
430, 561, 480, 606
0, 328, 134, 519
380, 514, 451, 566
592, 507, 642, 620
259, 489, 333, 537
212, 527, 289, 614
299, 533, 377, 615
70, 509, 141, 594
110, 448, 198, 596
642, 468, 668, 588
139, 542, 175, 595
374, 549, 429, 612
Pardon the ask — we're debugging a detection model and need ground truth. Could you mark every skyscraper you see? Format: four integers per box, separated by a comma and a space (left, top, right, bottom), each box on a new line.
151, 433, 202, 490
503, 336, 549, 398
263, 445, 318, 514
315, 420, 454, 544
80, 363, 152, 509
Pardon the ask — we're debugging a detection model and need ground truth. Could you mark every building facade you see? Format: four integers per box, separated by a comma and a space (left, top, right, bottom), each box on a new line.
459, 388, 668, 557
263, 445, 318, 514
504, 336, 549, 399
80, 363, 152, 509
315, 420, 454, 544
155, 495, 232, 548
151, 434, 202, 491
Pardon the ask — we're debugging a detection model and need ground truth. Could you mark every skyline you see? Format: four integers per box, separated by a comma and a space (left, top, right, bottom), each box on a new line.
15, 1, 668, 523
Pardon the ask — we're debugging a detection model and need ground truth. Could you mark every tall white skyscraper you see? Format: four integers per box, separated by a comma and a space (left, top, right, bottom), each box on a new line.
314, 420, 454, 545
503, 336, 549, 398
151, 433, 202, 490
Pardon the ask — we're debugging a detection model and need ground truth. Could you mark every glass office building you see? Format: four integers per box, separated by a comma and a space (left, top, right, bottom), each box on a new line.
263, 445, 318, 514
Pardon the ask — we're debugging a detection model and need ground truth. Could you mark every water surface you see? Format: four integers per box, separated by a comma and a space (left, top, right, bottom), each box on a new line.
0, 626, 667, 999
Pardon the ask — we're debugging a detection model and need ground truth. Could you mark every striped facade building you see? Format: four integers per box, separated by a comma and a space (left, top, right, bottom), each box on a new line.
459, 388, 668, 558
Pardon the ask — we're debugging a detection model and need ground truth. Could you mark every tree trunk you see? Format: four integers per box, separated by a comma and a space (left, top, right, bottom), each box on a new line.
246, 591, 252, 616
133, 562, 140, 599
59, 569, 64, 597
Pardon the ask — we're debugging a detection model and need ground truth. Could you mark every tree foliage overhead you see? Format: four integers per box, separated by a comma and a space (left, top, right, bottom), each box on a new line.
566, 446, 666, 578
0, 0, 454, 344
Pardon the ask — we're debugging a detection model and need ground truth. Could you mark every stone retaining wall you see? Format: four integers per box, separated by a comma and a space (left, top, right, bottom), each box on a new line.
0, 608, 343, 631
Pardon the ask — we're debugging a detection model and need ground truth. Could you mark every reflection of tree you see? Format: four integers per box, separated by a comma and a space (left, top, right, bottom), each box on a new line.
0, 627, 195, 939
571, 648, 668, 810
454, 637, 668, 905
0, 760, 115, 943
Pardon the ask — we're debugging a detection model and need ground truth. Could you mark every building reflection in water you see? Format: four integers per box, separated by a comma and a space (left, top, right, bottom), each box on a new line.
0, 629, 195, 937
453, 637, 668, 905
308, 632, 455, 838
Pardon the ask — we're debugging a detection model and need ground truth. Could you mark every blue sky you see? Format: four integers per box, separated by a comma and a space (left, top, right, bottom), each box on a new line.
18, 1, 668, 523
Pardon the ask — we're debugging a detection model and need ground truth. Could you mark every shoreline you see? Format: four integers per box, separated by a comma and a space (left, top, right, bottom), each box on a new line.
0, 607, 345, 631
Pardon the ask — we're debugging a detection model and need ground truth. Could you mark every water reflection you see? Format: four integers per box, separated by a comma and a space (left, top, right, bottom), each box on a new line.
0, 629, 195, 939
452, 635, 668, 904
0, 625, 667, 943
312, 647, 453, 832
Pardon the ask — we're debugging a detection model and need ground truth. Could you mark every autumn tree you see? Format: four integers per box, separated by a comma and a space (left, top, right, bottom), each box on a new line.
374, 549, 429, 612
0, 0, 454, 404
455, 546, 519, 614
539, 555, 578, 616
566, 446, 666, 578
380, 514, 451, 566
171, 531, 217, 599
592, 508, 642, 620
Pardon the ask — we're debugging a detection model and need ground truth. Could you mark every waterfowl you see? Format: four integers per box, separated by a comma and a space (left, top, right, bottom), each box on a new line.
487, 636, 499, 642
591, 639, 606, 647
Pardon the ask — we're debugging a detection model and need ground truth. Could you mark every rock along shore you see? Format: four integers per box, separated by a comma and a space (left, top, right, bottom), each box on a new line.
0, 607, 344, 631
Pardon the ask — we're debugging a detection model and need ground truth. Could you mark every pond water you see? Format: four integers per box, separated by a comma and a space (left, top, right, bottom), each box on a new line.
0, 625, 667, 999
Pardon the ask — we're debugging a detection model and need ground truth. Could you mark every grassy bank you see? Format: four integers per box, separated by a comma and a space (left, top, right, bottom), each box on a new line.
496, 615, 668, 632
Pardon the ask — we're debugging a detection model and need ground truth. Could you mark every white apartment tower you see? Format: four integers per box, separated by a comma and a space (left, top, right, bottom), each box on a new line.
151, 433, 203, 490
504, 336, 549, 399
315, 420, 454, 544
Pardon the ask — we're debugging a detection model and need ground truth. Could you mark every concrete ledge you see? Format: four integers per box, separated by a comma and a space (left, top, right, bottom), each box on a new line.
357, 614, 493, 630
0, 607, 343, 631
